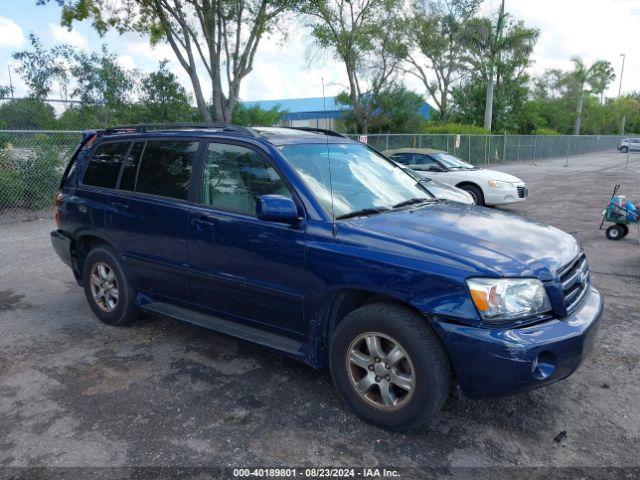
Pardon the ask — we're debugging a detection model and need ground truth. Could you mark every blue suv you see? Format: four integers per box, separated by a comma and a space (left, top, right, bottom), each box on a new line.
51, 124, 603, 431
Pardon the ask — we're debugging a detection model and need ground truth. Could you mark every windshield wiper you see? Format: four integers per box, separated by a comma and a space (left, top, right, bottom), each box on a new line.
336, 207, 390, 220
391, 198, 434, 209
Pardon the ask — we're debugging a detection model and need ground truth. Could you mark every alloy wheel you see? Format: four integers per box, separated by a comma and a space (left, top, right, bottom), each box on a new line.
89, 262, 119, 312
346, 332, 415, 410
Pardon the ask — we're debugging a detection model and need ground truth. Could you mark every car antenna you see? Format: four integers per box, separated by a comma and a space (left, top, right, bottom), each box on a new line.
323, 77, 337, 237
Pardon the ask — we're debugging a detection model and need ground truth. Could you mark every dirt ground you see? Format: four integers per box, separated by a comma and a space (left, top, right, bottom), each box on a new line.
0, 151, 639, 475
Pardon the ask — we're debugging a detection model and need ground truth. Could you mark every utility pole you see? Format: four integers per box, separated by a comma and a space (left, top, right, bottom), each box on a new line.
618, 53, 626, 135
7, 66, 14, 99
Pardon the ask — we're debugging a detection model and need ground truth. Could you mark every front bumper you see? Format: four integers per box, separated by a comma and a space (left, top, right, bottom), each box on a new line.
484, 183, 528, 205
433, 286, 602, 398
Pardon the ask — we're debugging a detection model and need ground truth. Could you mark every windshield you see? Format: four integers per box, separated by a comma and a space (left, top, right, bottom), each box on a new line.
431, 153, 475, 170
279, 143, 433, 219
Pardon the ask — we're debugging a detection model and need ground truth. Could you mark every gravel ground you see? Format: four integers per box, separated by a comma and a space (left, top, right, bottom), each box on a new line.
0, 151, 639, 473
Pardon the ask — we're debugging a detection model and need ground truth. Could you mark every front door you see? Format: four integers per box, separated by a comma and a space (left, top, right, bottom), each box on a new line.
188, 141, 307, 337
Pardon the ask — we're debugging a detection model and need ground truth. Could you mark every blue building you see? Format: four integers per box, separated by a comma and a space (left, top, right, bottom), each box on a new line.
243, 96, 433, 129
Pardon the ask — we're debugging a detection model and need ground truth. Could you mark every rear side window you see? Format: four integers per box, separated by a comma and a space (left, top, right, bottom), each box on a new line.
83, 142, 130, 188
135, 140, 199, 200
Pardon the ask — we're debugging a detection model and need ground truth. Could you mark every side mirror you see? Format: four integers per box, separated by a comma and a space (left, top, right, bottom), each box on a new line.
256, 195, 300, 224
427, 165, 444, 172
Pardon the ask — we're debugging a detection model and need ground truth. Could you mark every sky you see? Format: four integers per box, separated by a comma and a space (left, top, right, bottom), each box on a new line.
0, 0, 638, 106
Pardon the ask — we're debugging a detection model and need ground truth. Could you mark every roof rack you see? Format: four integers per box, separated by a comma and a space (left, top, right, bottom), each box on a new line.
283, 127, 348, 138
102, 123, 258, 137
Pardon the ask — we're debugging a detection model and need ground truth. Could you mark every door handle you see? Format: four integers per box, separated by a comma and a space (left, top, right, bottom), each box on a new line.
192, 213, 215, 230
112, 201, 129, 210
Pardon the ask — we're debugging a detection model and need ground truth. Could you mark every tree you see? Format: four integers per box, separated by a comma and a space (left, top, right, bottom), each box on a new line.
461, 0, 538, 131
232, 103, 285, 126
335, 85, 425, 133
0, 98, 57, 130
402, 0, 481, 121
12, 33, 69, 99
40, 0, 295, 123
565, 57, 615, 134
301, 0, 403, 133
137, 60, 194, 122
69, 46, 136, 108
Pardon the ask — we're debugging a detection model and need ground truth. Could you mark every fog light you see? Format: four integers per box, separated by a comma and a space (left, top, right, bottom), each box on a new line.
532, 351, 556, 380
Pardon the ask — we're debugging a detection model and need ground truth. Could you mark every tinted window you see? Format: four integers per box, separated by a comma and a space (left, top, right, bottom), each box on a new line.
83, 142, 130, 188
119, 142, 145, 191
136, 140, 198, 200
202, 143, 291, 216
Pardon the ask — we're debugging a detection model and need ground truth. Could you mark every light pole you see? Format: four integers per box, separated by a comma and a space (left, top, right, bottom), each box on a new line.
619, 53, 626, 135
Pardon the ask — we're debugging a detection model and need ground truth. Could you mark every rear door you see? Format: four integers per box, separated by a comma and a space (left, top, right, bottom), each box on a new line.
187, 140, 307, 337
73, 141, 131, 239
107, 138, 202, 301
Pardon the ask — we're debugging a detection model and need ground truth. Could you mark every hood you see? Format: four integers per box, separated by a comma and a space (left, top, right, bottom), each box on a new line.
344, 202, 579, 279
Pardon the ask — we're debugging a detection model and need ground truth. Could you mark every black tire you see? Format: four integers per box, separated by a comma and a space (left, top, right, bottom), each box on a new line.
620, 224, 630, 237
620, 146, 629, 153
82, 246, 139, 326
459, 184, 485, 206
329, 303, 451, 431
606, 225, 624, 241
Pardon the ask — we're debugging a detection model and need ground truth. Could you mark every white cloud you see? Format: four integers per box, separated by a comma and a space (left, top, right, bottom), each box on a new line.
0, 17, 25, 49
508, 0, 638, 96
48, 23, 88, 48
129, 41, 175, 64
116, 54, 137, 71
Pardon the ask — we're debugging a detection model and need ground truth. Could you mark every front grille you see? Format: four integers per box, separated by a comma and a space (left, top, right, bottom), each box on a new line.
557, 254, 590, 315
517, 185, 528, 198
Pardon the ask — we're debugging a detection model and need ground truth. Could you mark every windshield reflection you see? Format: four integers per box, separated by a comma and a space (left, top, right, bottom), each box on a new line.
279, 143, 432, 219
432, 153, 475, 170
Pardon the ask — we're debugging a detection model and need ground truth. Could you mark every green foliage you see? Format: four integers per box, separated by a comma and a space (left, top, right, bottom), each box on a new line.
422, 123, 488, 134
12, 33, 69, 99
0, 150, 25, 210
533, 128, 561, 135
232, 103, 285, 126
403, 0, 482, 120
336, 86, 426, 133
15, 140, 62, 210
69, 46, 135, 107
136, 61, 195, 123
0, 98, 57, 130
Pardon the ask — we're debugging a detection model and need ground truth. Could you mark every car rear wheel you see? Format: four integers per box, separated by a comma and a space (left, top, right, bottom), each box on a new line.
459, 184, 485, 206
329, 303, 451, 431
82, 246, 139, 326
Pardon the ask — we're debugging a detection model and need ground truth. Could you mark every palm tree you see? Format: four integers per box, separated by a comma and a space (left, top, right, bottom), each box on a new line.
462, 0, 538, 131
568, 57, 615, 135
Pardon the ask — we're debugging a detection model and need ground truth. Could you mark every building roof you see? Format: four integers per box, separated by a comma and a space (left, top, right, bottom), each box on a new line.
244, 96, 348, 114
242, 96, 434, 121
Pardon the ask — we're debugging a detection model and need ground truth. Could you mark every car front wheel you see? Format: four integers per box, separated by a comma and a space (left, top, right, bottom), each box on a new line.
329, 303, 451, 431
620, 146, 629, 153
459, 184, 485, 206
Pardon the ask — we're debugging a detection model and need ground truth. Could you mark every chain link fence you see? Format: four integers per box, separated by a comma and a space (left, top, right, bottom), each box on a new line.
347, 134, 623, 165
0, 130, 80, 223
0, 130, 626, 222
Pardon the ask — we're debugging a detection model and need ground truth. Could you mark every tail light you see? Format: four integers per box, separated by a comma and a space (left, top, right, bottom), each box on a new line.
54, 191, 63, 227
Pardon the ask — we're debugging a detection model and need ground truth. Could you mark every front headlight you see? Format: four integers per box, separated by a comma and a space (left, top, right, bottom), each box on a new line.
488, 180, 512, 189
466, 278, 552, 324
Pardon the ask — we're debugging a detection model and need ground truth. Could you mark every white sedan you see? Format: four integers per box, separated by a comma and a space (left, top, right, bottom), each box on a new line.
383, 148, 527, 206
